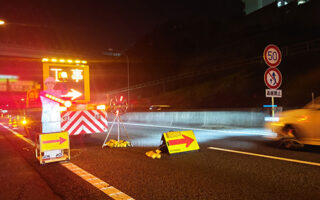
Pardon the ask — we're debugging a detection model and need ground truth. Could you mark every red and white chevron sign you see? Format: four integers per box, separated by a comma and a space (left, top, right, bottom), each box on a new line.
61, 110, 108, 135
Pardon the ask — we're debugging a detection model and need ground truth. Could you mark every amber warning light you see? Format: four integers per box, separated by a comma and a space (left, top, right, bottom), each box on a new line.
44, 93, 72, 108
42, 58, 87, 64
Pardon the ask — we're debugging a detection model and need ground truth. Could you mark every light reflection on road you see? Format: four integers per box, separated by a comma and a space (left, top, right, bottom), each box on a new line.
119, 122, 276, 147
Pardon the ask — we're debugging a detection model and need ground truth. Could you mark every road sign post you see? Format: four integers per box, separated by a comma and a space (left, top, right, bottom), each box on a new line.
263, 44, 282, 118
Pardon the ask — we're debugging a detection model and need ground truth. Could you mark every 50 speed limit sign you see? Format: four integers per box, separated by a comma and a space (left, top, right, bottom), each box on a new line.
263, 44, 282, 68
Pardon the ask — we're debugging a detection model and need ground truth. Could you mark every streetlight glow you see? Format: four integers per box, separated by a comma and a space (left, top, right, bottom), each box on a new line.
0, 20, 5, 25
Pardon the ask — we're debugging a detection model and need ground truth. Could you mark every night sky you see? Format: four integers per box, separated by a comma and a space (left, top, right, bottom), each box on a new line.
0, 0, 191, 51
0, 0, 244, 52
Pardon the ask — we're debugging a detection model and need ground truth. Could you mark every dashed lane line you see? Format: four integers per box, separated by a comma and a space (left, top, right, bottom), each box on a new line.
208, 146, 320, 167
0, 123, 135, 200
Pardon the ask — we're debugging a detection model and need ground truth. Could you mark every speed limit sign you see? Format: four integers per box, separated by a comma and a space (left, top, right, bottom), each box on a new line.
263, 44, 282, 68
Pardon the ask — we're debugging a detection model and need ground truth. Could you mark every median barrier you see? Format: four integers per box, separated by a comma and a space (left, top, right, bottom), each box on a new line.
117, 109, 266, 128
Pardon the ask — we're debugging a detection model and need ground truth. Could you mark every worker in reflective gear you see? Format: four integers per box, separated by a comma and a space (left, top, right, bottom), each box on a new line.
40, 77, 63, 159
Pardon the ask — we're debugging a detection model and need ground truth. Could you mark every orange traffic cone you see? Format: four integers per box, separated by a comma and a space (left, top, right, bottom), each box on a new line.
12, 118, 18, 129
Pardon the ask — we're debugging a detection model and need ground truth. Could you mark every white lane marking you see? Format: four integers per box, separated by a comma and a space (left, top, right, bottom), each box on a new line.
0, 123, 135, 200
87, 178, 98, 181
208, 146, 320, 167
0, 123, 35, 147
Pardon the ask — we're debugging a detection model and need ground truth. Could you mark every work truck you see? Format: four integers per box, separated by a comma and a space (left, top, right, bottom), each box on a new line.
23, 57, 108, 136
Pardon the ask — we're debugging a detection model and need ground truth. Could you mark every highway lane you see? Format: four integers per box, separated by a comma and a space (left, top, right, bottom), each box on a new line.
1, 121, 320, 200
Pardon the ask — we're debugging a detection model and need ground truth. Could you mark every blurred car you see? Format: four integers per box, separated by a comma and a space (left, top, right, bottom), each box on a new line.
149, 105, 171, 111
265, 100, 320, 148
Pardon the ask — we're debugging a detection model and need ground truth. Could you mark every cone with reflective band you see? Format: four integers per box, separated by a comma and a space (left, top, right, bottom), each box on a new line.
12, 118, 18, 129
8, 118, 12, 126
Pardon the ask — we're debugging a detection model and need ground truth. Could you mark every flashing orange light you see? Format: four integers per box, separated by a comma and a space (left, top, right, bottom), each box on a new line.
42, 58, 49, 62
22, 119, 27, 125
44, 93, 72, 108
75, 60, 81, 64
51, 58, 57, 62
59, 59, 65, 63
81, 60, 87, 64
67, 59, 73, 63
64, 101, 72, 108
97, 104, 106, 110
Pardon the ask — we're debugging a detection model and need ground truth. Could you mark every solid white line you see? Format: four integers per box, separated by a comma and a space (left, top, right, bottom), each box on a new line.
0, 123, 135, 200
208, 146, 320, 167
109, 192, 123, 196
87, 178, 98, 181
0, 123, 35, 147
93, 182, 106, 185
100, 186, 111, 190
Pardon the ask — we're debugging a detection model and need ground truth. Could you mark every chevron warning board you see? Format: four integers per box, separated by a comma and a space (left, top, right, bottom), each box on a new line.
61, 110, 108, 135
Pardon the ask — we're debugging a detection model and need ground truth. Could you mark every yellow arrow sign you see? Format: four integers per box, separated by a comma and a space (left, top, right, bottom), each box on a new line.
40, 132, 69, 152
163, 130, 200, 154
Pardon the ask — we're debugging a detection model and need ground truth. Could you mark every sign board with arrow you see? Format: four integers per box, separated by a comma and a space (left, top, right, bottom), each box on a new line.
40, 131, 69, 152
163, 130, 199, 154
43, 62, 90, 103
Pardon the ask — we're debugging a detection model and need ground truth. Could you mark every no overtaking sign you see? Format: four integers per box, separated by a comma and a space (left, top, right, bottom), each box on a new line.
264, 68, 282, 90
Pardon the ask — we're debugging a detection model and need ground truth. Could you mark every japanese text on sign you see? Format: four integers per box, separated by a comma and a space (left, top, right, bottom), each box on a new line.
51, 68, 83, 82
266, 89, 282, 98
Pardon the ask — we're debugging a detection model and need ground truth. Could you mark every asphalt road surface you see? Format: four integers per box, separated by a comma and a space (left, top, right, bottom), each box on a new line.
0, 119, 320, 200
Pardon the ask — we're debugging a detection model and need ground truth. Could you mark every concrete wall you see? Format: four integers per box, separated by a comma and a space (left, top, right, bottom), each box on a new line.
119, 110, 267, 128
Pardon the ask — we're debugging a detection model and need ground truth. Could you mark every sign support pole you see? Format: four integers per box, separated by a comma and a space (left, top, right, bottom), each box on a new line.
263, 44, 282, 119
271, 97, 275, 118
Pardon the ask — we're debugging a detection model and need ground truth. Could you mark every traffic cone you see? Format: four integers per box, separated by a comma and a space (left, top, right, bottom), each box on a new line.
12, 119, 18, 129
8, 118, 12, 126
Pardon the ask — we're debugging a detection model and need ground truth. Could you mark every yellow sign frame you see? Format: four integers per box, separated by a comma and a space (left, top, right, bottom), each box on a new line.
43, 63, 90, 103
163, 130, 200, 154
36, 131, 70, 164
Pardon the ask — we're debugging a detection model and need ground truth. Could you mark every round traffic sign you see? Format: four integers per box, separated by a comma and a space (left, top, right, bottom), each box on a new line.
263, 44, 282, 68
264, 68, 282, 89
